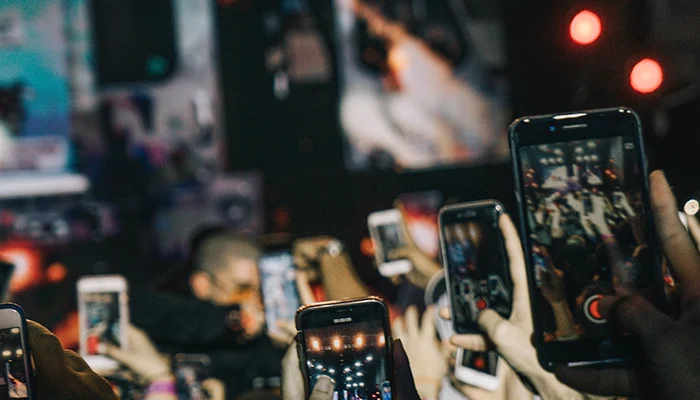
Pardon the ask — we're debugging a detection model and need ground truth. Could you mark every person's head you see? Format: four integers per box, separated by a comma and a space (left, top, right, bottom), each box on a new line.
189, 232, 262, 306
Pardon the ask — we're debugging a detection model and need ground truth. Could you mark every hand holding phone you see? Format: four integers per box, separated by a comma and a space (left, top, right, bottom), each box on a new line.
259, 250, 301, 346
510, 108, 664, 370
78, 275, 129, 372
295, 297, 396, 399
0, 304, 34, 399
368, 210, 412, 277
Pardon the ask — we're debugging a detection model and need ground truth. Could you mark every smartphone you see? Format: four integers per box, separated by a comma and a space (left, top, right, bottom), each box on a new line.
78, 275, 129, 372
296, 297, 395, 399
0, 304, 35, 399
439, 201, 512, 334
454, 349, 500, 392
510, 108, 663, 371
368, 210, 412, 277
259, 249, 301, 338
174, 353, 212, 400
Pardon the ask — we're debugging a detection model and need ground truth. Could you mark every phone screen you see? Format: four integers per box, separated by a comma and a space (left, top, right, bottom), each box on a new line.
300, 302, 393, 399
441, 204, 511, 333
461, 350, 499, 377
0, 327, 30, 399
517, 135, 655, 343
259, 251, 300, 334
375, 222, 405, 264
84, 292, 121, 355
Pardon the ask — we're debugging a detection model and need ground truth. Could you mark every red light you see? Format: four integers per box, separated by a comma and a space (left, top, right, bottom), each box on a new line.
630, 58, 663, 94
570, 10, 601, 45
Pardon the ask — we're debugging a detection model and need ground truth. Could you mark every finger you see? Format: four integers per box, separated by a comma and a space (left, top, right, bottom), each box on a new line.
420, 306, 436, 341
296, 271, 316, 305
449, 334, 488, 352
281, 342, 305, 400
439, 307, 451, 320
267, 329, 295, 348
555, 366, 637, 397
599, 295, 674, 340
310, 375, 334, 400
686, 213, 700, 249
392, 339, 421, 400
477, 309, 511, 347
404, 307, 420, 339
499, 214, 530, 318
650, 171, 700, 302
27, 320, 71, 374
100, 343, 135, 368
392, 317, 406, 341
387, 247, 411, 261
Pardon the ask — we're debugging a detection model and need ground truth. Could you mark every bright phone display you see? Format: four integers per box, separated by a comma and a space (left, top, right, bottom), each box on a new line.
78, 275, 128, 371
0, 304, 34, 399
296, 298, 394, 399
368, 210, 412, 277
510, 108, 662, 370
454, 349, 500, 391
259, 250, 300, 337
439, 201, 512, 334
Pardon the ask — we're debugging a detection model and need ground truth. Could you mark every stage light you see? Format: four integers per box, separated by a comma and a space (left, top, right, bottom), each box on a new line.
346, 376, 353, 381
355, 334, 364, 348
378, 335, 385, 346
316, 364, 323, 370
332, 337, 342, 351
570, 10, 601, 45
1, 350, 10, 358
366, 355, 373, 362
630, 59, 663, 94
354, 361, 362, 367
310, 338, 321, 352
685, 199, 699, 216
329, 368, 335, 374
344, 367, 351, 373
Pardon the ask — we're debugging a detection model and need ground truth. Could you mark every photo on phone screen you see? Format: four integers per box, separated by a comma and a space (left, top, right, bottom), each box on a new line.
298, 299, 393, 399
259, 251, 300, 335
369, 210, 412, 277
84, 292, 121, 355
511, 109, 660, 368
440, 202, 512, 333
0, 327, 29, 399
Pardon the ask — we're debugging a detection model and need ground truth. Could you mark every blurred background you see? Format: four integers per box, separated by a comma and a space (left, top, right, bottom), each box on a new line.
0, 0, 697, 380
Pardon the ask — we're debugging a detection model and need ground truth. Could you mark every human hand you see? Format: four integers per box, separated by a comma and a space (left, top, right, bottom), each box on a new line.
100, 324, 171, 383
28, 320, 118, 400
556, 171, 700, 399
282, 337, 421, 400
392, 306, 446, 398
449, 215, 588, 400
387, 203, 442, 288
449, 354, 533, 400
293, 236, 336, 275
202, 378, 226, 400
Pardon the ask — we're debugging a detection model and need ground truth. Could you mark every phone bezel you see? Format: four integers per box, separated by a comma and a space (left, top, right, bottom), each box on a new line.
77, 275, 129, 372
509, 107, 665, 371
454, 348, 501, 392
295, 297, 395, 398
438, 200, 512, 334
0, 303, 35, 399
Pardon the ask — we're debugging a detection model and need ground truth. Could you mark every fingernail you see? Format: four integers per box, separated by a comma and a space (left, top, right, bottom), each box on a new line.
316, 375, 333, 393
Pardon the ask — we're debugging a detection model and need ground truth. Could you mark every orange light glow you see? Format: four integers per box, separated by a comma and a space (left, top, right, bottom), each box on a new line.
0, 244, 41, 293
570, 10, 601, 45
46, 262, 68, 283
311, 338, 321, 352
360, 237, 375, 258
355, 335, 364, 348
630, 58, 663, 94
378, 335, 385, 347
332, 336, 342, 351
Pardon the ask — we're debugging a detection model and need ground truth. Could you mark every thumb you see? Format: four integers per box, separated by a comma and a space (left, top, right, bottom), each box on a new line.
388, 247, 411, 261
600, 295, 674, 339
477, 309, 511, 346
309, 375, 334, 400
100, 343, 135, 369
